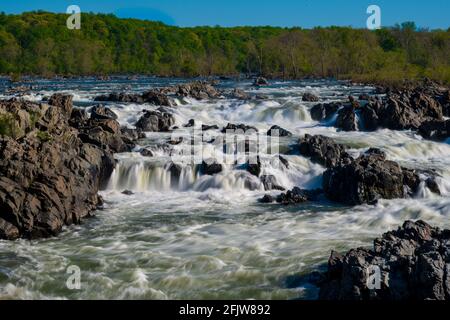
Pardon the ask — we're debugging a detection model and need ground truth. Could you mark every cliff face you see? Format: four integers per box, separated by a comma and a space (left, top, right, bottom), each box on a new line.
0, 95, 133, 240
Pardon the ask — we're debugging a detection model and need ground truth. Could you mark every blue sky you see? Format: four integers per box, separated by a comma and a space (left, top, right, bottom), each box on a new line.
1, 0, 449, 29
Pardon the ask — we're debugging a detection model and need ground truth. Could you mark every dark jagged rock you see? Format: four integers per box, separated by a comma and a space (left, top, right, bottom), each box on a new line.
140, 148, 154, 157
94, 92, 144, 104
260, 175, 285, 191
302, 92, 320, 102
267, 125, 292, 137
135, 109, 175, 132
90, 105, 118, 121
275, 187, 322, 205
322, 149, 420, 205
0, 95, 119, 240
200, 160, 223, 175
246, 156, 261, 177
317, 220, 450, 300
336, 105, 357, 131
229, 88, 250, 100
310, 102, 341, 122
279, 155, 290, 169
176, 81, 220, 100
253, 77, 269, 86
360, 101, 381, 131
202, 124, 219, 131
141, 90, 172, 106
418, 119, 450, 141
298, 134, 351, 168
259, 194, 275, 203
184, 119, 195, 128
122, 190, 134, 196
222, 123, 258, 133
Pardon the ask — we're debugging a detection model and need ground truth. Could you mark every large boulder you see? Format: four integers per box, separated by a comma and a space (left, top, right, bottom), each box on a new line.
322, 149, 420, 205
176, 81, 220, 100
142, 90, 172, 106
317, 220, 450, 300
418, 119, 450, 141
298, 134, 351, 168
135, 109, 175, 132
336, 105, 357, 131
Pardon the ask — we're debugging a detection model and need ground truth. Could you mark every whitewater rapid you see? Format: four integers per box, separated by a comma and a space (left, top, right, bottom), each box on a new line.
0, 77, 449, 299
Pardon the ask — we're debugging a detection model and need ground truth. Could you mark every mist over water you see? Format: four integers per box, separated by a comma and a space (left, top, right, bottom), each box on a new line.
1, 77, 449, 299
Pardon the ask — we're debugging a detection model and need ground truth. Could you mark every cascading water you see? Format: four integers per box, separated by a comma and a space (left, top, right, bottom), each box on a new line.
1, 77, 449, 300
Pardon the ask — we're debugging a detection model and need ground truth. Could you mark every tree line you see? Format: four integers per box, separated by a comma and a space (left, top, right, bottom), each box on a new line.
0, 11, 449, 83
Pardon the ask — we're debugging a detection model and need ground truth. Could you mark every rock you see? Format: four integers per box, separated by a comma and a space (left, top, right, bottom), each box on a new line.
200, 160, 223, 175
0, 98, 117, 240
360, 101, 381, 131
90, 105, 118, 120
202, 124, 219, 131
259, 194, 275, 203
94, 92, 144, 104
135, 110, 175, 132
253, 77, 269, 86
279, 156, 290, 169
184, 119, 195, 128
316, 220, 450, 300
140, 148, 154, 157
222, 123, 258, 134
176, 81, 220, 100
336, 105, 357, 131
310, 103, 341, 121
267, 125, 292, 137
275, 187, 322, 204
322, 149, 420, 205
142, 90, 172, 106
122, 190, 134, 196
230, 88, 250, 100
298, 134, 351, 168
302, 92, 320, 102
260, 175, 285, 191
69, 108, 88, 128
47, 94, 73, 118
418, 119, 450, 141
247, 156, 261, 177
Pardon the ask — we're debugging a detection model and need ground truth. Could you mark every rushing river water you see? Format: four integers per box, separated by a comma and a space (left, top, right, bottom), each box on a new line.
0, 77, 450, 299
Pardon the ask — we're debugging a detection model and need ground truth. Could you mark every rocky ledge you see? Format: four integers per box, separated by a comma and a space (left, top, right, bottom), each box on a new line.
315, 220, 450, 300
0, 95, 135, 240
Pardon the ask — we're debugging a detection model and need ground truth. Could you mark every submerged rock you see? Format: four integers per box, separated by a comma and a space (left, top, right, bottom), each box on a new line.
316, 220, 450, 300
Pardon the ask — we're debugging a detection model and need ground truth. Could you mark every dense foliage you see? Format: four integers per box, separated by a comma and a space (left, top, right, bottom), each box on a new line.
0, 11, 449, 83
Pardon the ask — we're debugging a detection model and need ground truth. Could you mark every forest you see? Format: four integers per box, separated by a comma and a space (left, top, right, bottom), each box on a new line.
0, 11, 449, 83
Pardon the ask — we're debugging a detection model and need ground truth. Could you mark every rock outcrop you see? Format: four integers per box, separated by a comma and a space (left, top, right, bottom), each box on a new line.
298, 134, 351, 168
302, 92, 320, 102
0, 94, 132, 240
322, 149, 421, 205
316, 220, 450, 300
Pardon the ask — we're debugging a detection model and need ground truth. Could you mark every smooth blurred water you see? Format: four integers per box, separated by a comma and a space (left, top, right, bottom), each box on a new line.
1, 77, 449, 300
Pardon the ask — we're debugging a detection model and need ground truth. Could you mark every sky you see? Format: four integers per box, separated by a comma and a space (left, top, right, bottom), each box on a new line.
1, 0, 449, 29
